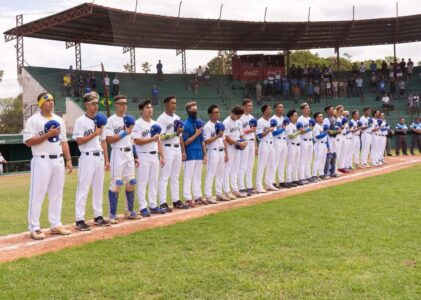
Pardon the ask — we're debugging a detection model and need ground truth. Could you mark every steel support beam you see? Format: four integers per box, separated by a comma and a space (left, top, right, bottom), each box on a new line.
123, 46, 136, 73
16, 15, 23, 75
75, 42, 81, 70
176, 49, 186, 74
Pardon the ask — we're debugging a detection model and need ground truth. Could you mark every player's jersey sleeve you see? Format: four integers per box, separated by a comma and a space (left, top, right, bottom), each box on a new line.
59, 118, 67, 142
23, 117, 37, 142
72, 118, 84, 140
131, 121, 143, 140
203, 123, 212, 141
256, 119, 265, 135
104, 118, 115, 137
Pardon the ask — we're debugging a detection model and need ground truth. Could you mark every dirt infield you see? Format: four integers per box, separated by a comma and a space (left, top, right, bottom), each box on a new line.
0, 156, 420, 264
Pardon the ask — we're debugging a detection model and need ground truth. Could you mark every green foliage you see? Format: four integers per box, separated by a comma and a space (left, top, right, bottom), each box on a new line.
207, 50, 234, 75
0, 94, 23, 134
141, 61, 151, 73
0, 70, 3, 82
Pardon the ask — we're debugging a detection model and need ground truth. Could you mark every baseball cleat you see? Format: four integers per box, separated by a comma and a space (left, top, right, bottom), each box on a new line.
124, 211, 141, 220
150, 207, 166, 214
185, 200, 196, 208
160, 203, 173, 213
140, 208, 151, 217
265, 185, 279, 191
206, 197, 218, 204
232, 191, 247, 198
75, 220, 91, 231
225, 192, 237, 200
30, 230, 46, 240
173, 200, 189, 209
110, 217, 120, 224
255, 188, 266, 193
216, 194, 230, 201
51, 226, 72, 235
194, 198, 206, 205
94, 216, 111, 226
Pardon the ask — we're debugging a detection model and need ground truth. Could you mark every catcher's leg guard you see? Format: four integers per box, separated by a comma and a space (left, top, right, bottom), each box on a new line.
108, 190, 119, 218
125, 190, 135, 212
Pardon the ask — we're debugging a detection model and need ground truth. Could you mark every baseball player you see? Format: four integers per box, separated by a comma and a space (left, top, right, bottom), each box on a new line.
323, 105, 340, 178
285, 109, 301, 187
335, 105, 347, 173
238, 99, 257, 196
72, 92, 110, 231
377, 112, 389, 165
255, 104, 278, 193
23, 92, 72, 240
223, 105, 248, 199
359, 107, 373, 167
338, 111, 352, 172
409, 117, 421, 155
349, 110, 362, 168
0, 152, 7, 175
370, 110, 381, 166
157, 96, 189, 210
133, 100, 166, 217
269, 103, 287, 188
104, 94, 139, 224
311, 112, 328, 180
203, 104, 229, 203
394, 118, 408, 156
297, 102, 315, 184
182, 101, 207, 207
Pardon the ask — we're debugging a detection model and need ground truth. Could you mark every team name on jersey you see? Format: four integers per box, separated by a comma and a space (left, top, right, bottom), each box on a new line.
84, 129, 94, 136
141, 130, 150, 137
166, 123, 173, 131
38, 130, 46, 136
230, 126, 240, 133
113, 126, 124, 134
242, 122, 249, 129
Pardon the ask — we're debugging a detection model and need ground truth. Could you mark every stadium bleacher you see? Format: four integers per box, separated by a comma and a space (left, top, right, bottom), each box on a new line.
24, 66, 421, 126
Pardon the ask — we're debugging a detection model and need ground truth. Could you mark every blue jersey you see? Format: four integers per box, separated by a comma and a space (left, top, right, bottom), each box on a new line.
183, 117, 204, 160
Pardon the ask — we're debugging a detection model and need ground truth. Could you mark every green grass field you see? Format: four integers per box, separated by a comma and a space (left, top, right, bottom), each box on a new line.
0, 166, 420, 299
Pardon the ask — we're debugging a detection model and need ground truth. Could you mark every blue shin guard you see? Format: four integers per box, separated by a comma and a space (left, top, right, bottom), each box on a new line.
125, 191, 135, 212
109, 190, 119, 218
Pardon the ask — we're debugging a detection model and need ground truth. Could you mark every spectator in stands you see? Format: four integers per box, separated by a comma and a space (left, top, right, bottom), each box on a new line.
359, 62, 366, 76
193, 77, 199, 95
267, 73, 275, 96
91, 73, 97, 91
325, 79, 332, 98
332, 78, 338, 99
151, 85, 159, 106
282, 78, 290, 99
370, 73, 378, 93
104, 74, 110, 96
413, 94, 420, 115
400, 58, 406, 77
314, 84, 321, 103
370, 60, 377, 74
63, 73, 72, 96
204, 67, 210, 86
156, 60, 163, 80
307, 81, 314, 103
314, 64, 321, 81
381, 94, 394, 110
407, 94, 415, 114
407, 58, 414, 81
351, 63, 358, 78
86, 73, 91, 89
355, 76, 364, 97
293, 84, 300, 102
389, 78, 396, 98
0, 152, 7, 175
347, 78, 355, 97
398, 79, 406, 99
69, 65, 75, 81
303, 65, 309, 79
256, 81, 263, 104
378, 78, 386, 96
339, 79, 345, 98
197, 66, 204, 81
381, 60, 388, 77
78, 75, 84, 97
112, 75, 120, 96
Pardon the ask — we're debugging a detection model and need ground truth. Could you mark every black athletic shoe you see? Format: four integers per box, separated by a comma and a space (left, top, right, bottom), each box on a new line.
246, 188, 253, 196
279, 182, 286, 188
173, 200, 189, 209
294, 180, 304, 186
284, 183, 293, 188
160, 203, 172, 213
94, 216, 110, 227
75, 220, 91, 231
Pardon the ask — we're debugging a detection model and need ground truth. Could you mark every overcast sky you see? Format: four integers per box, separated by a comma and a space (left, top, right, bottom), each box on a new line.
1, 0, 421, 98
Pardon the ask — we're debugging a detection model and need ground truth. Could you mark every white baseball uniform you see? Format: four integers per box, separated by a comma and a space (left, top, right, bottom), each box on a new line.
203, 121, 225, 198
370, 118, 381, 166
157, 112, 182, 204
0, 154, 5, 174
238, 113, 256, 191
312, 123, 328, 176
23, 112, 67, 232
268, 115, 287, 184
335, 117, 345, 169
297, 116, 313, 180
223, 116, 243, 193
132, 118, 160, 210
73, 115, 106, 222
359, 115, 373, 165
255, 117, 274, 190
340, 122, 352, 169
286, 123, 301, 183
350, 120, 361, 167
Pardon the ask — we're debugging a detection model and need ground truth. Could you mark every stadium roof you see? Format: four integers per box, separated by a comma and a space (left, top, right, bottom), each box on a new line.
4, 3, 421, 51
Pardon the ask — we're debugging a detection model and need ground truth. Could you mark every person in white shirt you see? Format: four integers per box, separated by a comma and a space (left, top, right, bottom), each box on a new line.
157, 96, 189, 210
370, 109, 382, 166
255, 104, 278, 193
335, 105, 347, 172
359, 107, 373, 167
238, 99, 257, 196
72, 92, 110, 231
285, 109, 301, 187
268, 103, 287, 188
23, 92, 73, 240
132, 100, 166, 217
104, 74, 110, 96
203, 105, 229, 203
311, 112, 328, 179
112, 75, 120, 96
0, 152, 7, 175
339, 111, 353, 172
223, 106, 248, 199
297, 103, 315, 184
104, 94, 138, 224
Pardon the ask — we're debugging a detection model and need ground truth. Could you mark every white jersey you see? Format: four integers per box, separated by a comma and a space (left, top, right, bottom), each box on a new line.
223, 116, 242, 142
270, 115, 286, 139
203, 120, 224, 149
297, 116, 313, 140
104, 114, 133, 149
156, 112, 181, 145
23, 112, 67, 156
240, 113, 255, 140
359, 115, 372, 133
72, 115, 105, 152
132, 118, 159, 152
256, 117, 273, 142
312, 123, 327, 143
286, 123, 300, 144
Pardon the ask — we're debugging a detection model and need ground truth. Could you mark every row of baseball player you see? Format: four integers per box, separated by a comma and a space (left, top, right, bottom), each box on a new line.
23, 92, 393, 240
